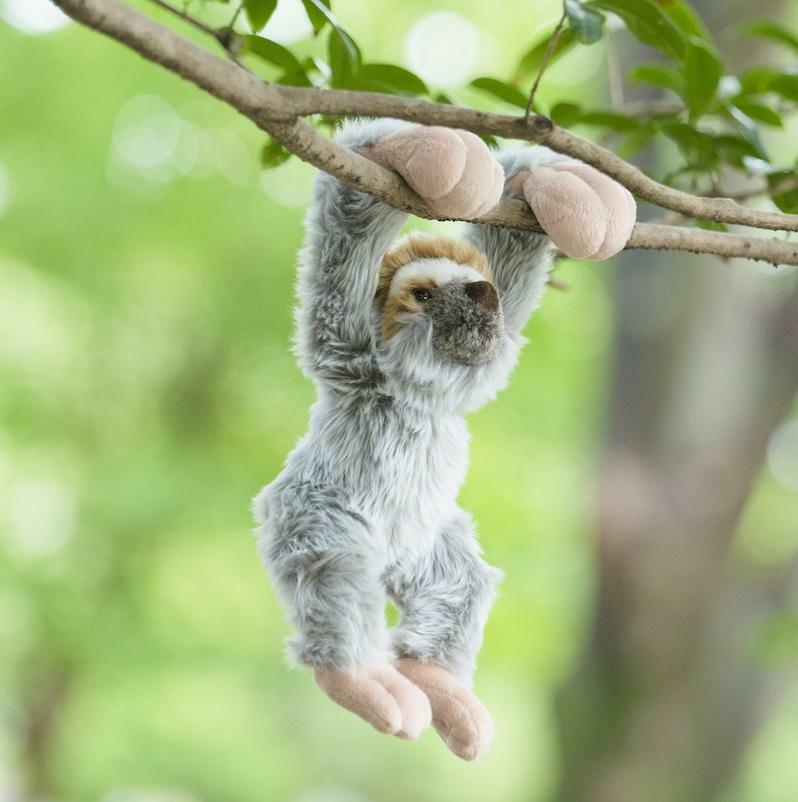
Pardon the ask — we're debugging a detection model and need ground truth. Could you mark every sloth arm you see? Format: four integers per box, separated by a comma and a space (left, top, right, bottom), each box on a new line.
293, 119, 412, 387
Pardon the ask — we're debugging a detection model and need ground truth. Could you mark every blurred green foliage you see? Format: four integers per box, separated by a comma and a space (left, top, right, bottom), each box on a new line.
0, 1, 796, 801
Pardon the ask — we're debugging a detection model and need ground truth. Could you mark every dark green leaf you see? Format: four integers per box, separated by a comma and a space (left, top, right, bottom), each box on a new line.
514, 28, 577, 79
589, 0, 686, 62
479, 133, 500, 148
628, 63, 683, 95
740, 20, 798, 52
470, 77, 528, 108
683, 36, 723, 118
739, 67, 798, 102
301, 0, 333, 36
260, 137, 291, 169
243, 36, 303, 72
731, 99, 783, 127
739, 67, 778, 95
328, 26, 361, 86
355, 64, 428, 96
657, 0, 714, 43
549, 102, 583, 126
659, 122, 718, 165
435, 92, 453, 104
770, 72, 798, 102
564, 0, 605, 44
244, 0, 277, 32
724, 103, 770, 161
768, 170, 798, 214
277, 69, 313, 87
576, 111, 643, 131
617, 128, 657, 159
301, 56, 331, 80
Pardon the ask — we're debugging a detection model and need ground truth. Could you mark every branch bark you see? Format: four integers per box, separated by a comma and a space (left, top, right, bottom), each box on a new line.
52, 0, 798, 266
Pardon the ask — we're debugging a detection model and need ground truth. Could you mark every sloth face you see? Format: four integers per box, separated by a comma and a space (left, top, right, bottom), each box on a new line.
375, 236, 504, 367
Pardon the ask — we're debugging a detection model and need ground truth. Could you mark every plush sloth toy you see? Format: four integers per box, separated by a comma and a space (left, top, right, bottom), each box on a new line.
254, 118, 635, 760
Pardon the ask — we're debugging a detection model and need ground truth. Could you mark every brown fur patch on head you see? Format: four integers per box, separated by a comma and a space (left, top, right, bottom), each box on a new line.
375, 234, 492, 341
375, 234, 491, 309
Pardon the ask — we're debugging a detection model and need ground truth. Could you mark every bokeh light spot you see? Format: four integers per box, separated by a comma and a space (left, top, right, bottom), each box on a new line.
1, 0, 70, 35
260, 0, 312, 42
405, 12, 481, 88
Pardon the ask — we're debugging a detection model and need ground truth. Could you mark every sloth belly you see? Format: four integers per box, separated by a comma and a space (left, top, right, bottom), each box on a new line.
357, 411, 470, 564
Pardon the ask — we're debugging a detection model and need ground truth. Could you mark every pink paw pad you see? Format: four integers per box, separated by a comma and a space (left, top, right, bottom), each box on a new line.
523, 163, 636, 260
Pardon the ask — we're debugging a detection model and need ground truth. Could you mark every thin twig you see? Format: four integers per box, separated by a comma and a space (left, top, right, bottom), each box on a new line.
525, 9, 567, 120
147, 0, 216, 38
147, 0, 245, 65
227, 0, 244, 30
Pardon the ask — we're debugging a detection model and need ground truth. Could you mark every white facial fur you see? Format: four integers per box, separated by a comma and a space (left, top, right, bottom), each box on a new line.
388, 258, 485, 297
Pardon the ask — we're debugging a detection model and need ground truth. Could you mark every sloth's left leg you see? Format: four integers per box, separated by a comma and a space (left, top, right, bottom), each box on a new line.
386, 511, 502, 761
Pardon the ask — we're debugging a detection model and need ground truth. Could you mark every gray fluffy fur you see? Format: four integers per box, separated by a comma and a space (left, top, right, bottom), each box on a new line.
254, 119, 560, 684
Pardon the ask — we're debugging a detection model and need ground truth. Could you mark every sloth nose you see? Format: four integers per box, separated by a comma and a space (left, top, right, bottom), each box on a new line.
464, 281, 499, 312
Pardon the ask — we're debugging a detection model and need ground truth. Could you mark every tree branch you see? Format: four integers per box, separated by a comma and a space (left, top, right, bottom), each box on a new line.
52, 0, 798, 266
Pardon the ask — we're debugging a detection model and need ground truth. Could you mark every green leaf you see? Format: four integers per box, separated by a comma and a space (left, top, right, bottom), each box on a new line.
589, 0, 686, 62
724, 103, 770, 161
243, 36, 303, 73
328, 26, 361, 86
549, 102, 583, 126
683, 36, 723, 118
244, 0, 277, 32
617, 128, 657, 159
301, 0, 333, 36
301, 56, 331, 81
470, 77, 528, 108
659, 122, 718, 165
657, 0, 714, 43
739, 67, 778, 95
260, 137, 291, 169
354, 64, 428, 96
740, 20, 798, 52
768, 170, 798, 214
628, 63, 683, 95
575, 111, 643, 131
277, 69, 313, 87
739, 67, 798, 102
731, 99, 783, 128
514, 27, 577, 79
564, 0, 605, 44
770, 72, 798, 102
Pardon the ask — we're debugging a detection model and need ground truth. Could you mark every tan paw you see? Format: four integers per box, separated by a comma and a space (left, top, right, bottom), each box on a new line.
396, 658, 494, 761
314, 663, 432, 740
517, 162, 636, 260
365, 126, 504, 220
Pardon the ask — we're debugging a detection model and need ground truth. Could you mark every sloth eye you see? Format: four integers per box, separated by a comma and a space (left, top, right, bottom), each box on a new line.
413, 288, 431, 303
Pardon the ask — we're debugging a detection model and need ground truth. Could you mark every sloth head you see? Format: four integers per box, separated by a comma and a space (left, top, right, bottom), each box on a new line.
374, 234, 503, 367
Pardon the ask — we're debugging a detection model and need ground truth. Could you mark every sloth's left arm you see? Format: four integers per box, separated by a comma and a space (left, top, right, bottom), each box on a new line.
463, 146, 558, 335
465, 145, 636, 336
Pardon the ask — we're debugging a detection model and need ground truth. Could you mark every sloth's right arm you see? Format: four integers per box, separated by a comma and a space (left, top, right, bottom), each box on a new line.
465, 145, 636, 336
294, 120, 410, 388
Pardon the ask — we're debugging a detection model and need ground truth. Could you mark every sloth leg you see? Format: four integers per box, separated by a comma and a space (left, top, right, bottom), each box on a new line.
256, 484, 430, 739
386, 511, 502, 760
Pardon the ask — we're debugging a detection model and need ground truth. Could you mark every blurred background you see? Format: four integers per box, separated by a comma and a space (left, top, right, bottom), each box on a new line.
0, 1, 796, 801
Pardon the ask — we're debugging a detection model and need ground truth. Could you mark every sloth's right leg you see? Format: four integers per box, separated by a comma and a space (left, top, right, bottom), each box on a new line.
255, 484, 431, 739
